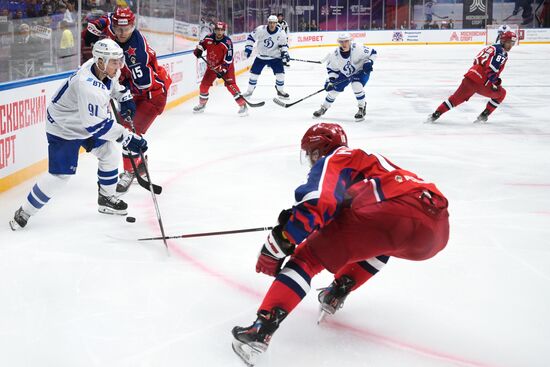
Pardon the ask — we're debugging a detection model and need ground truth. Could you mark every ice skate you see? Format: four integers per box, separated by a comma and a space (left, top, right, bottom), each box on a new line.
354, 105, 366, 122
317, 275, 356, 323
275, 87, 289, 100
242, 90, 254, 98
193, 103, 206, 114
9, 207, 31, 231
425, 111, 441, 123
238, 104, 249, 117
98, 192, 128, 215
232, 307, 287, 366
474, 109, 490, 123
313, 106, 327, 118
116, 171, 135, 193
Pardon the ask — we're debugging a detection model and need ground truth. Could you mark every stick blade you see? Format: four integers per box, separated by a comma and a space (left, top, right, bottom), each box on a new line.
273, 98, 289, 108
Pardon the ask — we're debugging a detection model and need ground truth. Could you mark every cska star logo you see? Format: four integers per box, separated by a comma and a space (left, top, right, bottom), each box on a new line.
126, 47, 136, 56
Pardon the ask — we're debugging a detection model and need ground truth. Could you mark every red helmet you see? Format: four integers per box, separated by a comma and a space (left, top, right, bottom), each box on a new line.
214, 21, 227, 30
112, 7, 135, 27
500, 31, 517, 44
301, 123, 348, 158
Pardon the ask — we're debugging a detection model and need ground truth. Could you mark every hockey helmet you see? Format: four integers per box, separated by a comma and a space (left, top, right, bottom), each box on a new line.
214, 21, 227, 30
301, 123, 348, 164
267, 15, 278, 23
500, 30, 517, 44
93, 38, 125, 72
112, 7, 135, 27
337, 32, 352, 42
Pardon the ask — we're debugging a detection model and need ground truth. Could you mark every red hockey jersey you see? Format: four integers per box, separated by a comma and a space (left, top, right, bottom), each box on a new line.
464, 44, 508, 87
199, 33, 234, 68
283, 147, 446, 244
84, 13, 171, 98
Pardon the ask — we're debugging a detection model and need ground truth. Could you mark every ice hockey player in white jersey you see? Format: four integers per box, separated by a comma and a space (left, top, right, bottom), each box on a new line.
9, 39, 147, 231
313, 33, 377, 122
243, 15, 290, 99
496, 24, 511, 43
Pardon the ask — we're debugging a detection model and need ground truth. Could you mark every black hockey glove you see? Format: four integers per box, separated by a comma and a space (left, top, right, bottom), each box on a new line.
256, 224, 295, 276
324, 78, 336, 91
277, 208, 292, 226
193, 45, 204, 58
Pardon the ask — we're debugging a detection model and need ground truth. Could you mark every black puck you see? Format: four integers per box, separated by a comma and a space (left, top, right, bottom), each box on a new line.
126, 216, 136, 223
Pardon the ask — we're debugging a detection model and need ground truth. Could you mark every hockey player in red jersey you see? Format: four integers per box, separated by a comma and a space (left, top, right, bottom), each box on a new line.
192, 21, 248, 116
427, 30, 517, 124
83, 7, 172, 192
231, 123, 450, 366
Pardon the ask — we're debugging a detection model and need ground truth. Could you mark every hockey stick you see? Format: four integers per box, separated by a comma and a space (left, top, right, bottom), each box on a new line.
432, 13, 449, 19
138, 226, 274, 241
110, 100, 169, 254
273, 74, 355, 108
503, 13, 516, 22
290, 57, 323, 64
109, 100, 162, 195
199, 55, 265, 107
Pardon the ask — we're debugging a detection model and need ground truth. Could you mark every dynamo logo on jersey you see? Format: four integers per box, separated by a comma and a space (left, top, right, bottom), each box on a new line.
469, 0, 486, 12
343, 61, 356, 76
263, 38, 275, 48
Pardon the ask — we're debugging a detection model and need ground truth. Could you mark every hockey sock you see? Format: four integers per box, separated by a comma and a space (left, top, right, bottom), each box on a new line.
122, 149, 142, 173
98, 167, 119, 196
436, 99, 453, 114
247, 73, 259, 93
335, 255, 390, 291
199, 92, 209, 105
22, 173, 70, 215
322, 90, 340, 109
485, 99, 500, 114
275, 73, 285, 91
351, 82, 366, 105
259, 245, 323, 314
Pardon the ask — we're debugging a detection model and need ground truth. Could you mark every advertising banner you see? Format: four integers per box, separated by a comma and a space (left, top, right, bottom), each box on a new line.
463, 0, 493, 28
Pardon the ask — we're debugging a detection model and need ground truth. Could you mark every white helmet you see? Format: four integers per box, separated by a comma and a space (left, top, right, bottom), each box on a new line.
93, 38, 124, 67
267, 15, 278, 23
337, 32, 352, 42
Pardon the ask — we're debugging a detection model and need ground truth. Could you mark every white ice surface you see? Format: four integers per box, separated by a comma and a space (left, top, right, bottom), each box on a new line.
1, 45, 550, 367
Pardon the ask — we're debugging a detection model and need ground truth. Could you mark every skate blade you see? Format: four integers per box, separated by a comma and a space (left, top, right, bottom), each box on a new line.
277, 95, 290, 100
355, 117, 365, 122
9, 220, 22, 231
231, 339, 266, 367
317, 309, 329, 324
192, 110, 205, 114
98, 207, 128, 216
238, 111, 249, 117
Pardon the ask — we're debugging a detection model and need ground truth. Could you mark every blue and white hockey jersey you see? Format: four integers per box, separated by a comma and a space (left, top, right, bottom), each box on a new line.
246, 25, 288, 60
326, 43, 377, 78
46, 58, 130, 141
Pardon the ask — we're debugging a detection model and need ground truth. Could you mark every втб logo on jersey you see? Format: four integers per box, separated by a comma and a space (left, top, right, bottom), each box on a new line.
469, 0, 486, 12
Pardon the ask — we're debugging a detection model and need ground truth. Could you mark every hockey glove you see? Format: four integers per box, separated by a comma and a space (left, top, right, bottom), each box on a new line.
277, 208, 292, 227
256, 225, 295, 276
121, 131, 148, 153
244, 45, 252, 59
363, 60, 374, 73
193, 45, 204, 59
215, 64, 228, 77
120, 99, 136, 120
281, 51, 290, 63
324, 78, 336, 91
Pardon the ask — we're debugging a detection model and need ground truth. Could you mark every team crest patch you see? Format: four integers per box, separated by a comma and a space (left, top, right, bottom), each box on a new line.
395, 175, 403, 183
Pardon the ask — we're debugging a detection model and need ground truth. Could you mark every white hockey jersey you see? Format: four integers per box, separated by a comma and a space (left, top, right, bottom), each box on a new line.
246, 25, 288, 60
46, 58, 129, 141
325, 43, 377, 78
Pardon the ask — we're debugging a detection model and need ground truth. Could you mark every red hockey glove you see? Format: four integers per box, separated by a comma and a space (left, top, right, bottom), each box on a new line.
214, 64, 228, 77
256, 225, 295, 276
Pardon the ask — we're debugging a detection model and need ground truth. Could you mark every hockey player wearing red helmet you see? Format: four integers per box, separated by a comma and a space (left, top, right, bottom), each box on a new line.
193, 21, 248, 116
83, 7, 172, 193
428, 30, 517, 124
231, 123, 450, 366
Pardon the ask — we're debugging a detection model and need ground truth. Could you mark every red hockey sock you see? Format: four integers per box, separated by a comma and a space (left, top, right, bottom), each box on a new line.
122, 154, 142, 173
258, 245, 324, 314
436, 100, 453, 115
334, 255, 389, 291
485, 99, 500, 114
